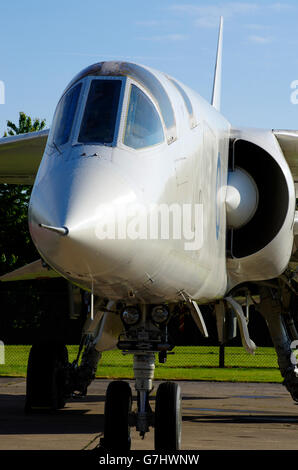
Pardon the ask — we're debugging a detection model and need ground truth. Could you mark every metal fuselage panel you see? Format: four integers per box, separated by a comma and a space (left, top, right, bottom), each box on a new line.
29, 65, 231, 304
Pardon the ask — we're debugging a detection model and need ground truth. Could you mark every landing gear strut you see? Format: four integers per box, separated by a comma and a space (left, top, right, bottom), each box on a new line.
133, 353, 155, 438
257, 282, 298, 402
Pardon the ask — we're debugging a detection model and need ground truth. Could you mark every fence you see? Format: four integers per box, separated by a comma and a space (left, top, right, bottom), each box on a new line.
0, 344, 281, 383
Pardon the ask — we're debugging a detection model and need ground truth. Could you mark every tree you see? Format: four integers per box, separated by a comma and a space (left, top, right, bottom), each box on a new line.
0, 113, 47, 340
0, 112, 46, 275
0, 113, 71, 343
4, 111, 46, 136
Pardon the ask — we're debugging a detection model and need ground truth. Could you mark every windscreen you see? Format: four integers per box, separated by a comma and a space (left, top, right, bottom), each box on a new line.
78, 79, 122, 145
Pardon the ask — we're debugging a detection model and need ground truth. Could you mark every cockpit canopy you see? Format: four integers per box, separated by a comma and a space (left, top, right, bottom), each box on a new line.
49, 61, 178, 152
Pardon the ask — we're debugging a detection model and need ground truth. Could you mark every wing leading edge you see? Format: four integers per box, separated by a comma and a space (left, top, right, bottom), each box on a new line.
274, 129, 298, 183
273, 130, 298, 264
0, 129, 49, 184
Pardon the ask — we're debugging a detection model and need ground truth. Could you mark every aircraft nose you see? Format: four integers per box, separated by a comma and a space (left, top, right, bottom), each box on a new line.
29, 159, 139, 281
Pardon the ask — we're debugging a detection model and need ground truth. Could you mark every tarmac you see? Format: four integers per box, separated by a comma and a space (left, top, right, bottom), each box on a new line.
1, 377, 298, 451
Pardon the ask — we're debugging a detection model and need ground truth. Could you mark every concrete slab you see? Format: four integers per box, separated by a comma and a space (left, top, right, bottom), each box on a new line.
1, 378, 298, 450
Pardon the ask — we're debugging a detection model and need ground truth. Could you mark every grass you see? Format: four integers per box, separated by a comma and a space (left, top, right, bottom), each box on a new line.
0, 345, 283, 383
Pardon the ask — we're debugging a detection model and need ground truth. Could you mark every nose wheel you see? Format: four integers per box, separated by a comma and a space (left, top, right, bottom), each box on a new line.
102, 381, 132, 451
155, 382, 182, 450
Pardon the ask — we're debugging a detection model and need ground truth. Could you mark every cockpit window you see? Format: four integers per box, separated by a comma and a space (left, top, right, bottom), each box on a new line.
53, 82, 82, 146
122, 64, 176, 142
124, 85, 164, 149
78, 79, 122, 145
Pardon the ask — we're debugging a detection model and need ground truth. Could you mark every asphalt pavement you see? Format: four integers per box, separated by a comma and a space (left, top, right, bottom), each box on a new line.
1, 377, 298, 451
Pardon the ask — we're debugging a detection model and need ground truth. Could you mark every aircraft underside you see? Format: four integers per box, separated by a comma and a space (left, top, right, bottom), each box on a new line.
24, 266, 298, 451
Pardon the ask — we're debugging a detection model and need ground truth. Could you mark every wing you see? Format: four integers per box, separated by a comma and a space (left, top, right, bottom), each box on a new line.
274, 130, 298, 185
0, 129, 49, 184
0, 259, 61, 282
274, 130, 298, 263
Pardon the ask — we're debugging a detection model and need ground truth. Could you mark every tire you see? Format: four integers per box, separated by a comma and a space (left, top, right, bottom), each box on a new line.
25, 340, 68, 412
154, 381, 182, 450
103, 381, 132, 451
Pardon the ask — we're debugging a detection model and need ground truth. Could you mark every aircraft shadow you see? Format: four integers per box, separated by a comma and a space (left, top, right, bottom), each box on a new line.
181, 396, 230, 401
0, 394, 105, 435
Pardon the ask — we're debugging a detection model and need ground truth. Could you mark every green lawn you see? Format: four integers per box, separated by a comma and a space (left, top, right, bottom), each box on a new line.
0, 345, 282, 383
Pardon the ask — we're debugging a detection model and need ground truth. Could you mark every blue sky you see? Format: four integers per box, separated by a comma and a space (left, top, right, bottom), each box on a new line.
1, 0, 298, 136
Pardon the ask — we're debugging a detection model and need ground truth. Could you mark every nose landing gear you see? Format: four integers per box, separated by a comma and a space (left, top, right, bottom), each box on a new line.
100, 304, 182, 451
101, 378, 182, 451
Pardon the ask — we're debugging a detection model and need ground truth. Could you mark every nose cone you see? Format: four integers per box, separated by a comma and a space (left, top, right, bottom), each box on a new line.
29, 158, 138, 282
